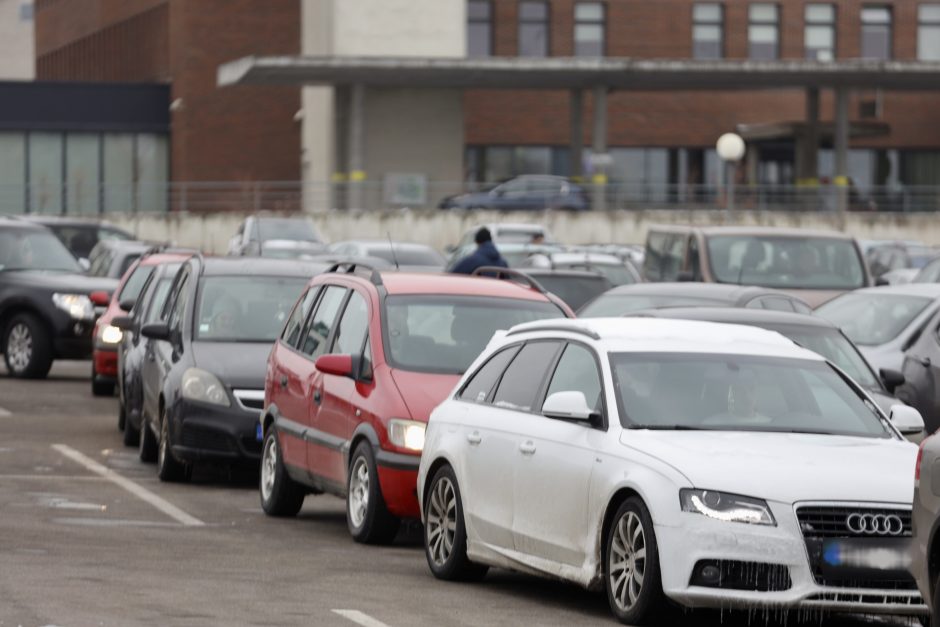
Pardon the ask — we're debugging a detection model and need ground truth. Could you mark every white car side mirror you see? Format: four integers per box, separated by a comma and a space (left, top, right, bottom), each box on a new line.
889, 404, 925, 435
542, 391, 597, 422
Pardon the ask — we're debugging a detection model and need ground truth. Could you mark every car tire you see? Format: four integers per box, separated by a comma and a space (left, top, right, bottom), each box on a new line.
157, 411, 190, 483
117, 401, 126, 432
346, 442, 400, 544
122, 407, 139, 447
139, 416, 158, 463
259, 427, 305, 517
424, 464, 488, 582
3, 313, 53, 379
605, 497, 666, 625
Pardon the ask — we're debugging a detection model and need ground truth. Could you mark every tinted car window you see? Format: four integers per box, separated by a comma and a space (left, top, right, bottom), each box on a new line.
459, 345, 521, 403
282, 287, 319, 348
915, 259, 940, 283
492, 341, 562, 412
530, 274, 611, 311
99, 227, 132, 242
334, 291, 370, 356
195, 276, 308, 342
301, 286, 347, 357
817, 293, 933, 346
118, 254, 142, 278
167, 275, 190, 332
545, 343, 603, 413
145, 278, 175, 324
118, 265, 154, 302
0, 229, 83, 272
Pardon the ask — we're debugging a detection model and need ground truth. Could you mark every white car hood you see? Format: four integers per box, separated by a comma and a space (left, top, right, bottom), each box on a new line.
619, 430, 917, 505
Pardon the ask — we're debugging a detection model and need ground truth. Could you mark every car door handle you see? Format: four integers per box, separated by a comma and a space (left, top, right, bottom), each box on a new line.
313, 389, 322, 404
466, 431, 482, 445
279, 375, 288, 389
519, 441, 536, 456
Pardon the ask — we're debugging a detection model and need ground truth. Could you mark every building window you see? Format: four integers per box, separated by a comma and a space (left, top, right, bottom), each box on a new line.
467, 1, 493, 58
805, 4, 835, 60
574, 3, 605, 57
919, 5, 940, 61
861, 6, 892, 60
19, 2, 34, 21
748, 4, 779, 60
693, 4, 723, 59
518, 1, 549, 57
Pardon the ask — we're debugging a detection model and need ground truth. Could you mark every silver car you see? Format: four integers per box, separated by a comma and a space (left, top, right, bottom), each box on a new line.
913, 432, 940, 618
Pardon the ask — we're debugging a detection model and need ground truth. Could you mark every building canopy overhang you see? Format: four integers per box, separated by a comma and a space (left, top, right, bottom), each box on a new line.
219, 55, 940, 91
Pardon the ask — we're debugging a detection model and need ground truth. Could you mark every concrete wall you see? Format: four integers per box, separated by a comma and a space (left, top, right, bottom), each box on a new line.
300, 0, 466, 211
106, 210, 940, 256
0, 0, 34, 80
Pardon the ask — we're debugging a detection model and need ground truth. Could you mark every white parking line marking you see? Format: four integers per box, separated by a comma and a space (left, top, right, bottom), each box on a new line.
0, 406, 11, 417
51, 444, 205, 527
331, 610, 393, 627
0, 475, 106, 481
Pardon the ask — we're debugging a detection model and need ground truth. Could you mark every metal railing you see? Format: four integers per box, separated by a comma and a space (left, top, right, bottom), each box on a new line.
1, 181, 939, 214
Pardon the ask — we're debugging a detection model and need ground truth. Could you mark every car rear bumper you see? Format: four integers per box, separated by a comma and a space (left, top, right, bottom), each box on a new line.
170, 399, 262, 464
376, 450, 420, 518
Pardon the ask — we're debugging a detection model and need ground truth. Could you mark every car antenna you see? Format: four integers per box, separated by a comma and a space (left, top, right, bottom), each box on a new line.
387, 231, 400, 270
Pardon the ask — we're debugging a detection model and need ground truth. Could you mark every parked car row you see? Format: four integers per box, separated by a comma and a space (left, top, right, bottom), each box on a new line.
11, 213, 940, 625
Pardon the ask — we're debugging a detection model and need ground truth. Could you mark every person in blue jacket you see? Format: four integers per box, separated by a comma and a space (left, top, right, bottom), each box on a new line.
451, 227, 508, 275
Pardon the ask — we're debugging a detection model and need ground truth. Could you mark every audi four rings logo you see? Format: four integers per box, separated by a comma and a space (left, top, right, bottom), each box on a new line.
845, 513, 904, 536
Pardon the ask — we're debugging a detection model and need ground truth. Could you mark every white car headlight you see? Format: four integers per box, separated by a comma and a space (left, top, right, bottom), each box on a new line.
388, 419, 426, 452
680, 489, 775, 526
98, 324, 123, 344
181, 368, 230, 407
52, 293, 95, 320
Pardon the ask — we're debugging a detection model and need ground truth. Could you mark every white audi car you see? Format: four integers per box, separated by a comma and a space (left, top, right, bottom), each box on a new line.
417, 318, 927, 624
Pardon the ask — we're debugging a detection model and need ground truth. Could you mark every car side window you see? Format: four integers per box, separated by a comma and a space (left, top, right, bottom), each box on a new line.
492, 341, 563, 412
281, 287, 319, 348
688, 236, 701, 280
167, 275, 190, 332
459, 345, 521, 403
543, 343, 604, 415
301, 286, 347, 358
333, 291, 370, 356
145, 279, 175, 324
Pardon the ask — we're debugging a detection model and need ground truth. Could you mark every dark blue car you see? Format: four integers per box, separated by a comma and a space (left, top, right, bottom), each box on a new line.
439, 175, 590, 211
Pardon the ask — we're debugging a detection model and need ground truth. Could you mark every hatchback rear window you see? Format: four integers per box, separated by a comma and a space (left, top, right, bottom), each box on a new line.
384, 295, 563, 374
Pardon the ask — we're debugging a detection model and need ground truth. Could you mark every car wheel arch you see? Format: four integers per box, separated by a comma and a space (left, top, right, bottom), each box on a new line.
421, 457, 455, 515
346, 423, 381, 471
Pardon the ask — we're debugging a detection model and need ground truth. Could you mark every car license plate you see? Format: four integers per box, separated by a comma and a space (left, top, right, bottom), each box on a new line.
255, 424, 263, 442
821, 538, 911, 579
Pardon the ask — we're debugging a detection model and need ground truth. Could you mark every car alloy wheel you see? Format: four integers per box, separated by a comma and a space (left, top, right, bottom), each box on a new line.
348, 457, 370, 529
609, 510, 647, 613
426, 475, 457, 567
260, 434, 278, 504
6, 322, 31, 374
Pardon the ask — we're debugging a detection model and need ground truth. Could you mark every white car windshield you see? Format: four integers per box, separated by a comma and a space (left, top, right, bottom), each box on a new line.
707, 236, 865, 290
817, 293, 933, 346
611, 352, 891, 438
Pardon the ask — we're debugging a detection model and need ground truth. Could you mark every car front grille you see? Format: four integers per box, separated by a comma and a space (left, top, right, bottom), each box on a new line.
796, 504, 916, 590
797, 506, 912, 538
180, 425, 234, 452
233, 389, 264, 412
689, 559, 792, 591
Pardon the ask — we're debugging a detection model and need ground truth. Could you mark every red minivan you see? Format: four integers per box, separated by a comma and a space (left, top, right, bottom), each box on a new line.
260, 264, 572, 543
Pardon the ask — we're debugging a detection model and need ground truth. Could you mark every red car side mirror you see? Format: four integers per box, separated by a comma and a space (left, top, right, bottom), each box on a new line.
315, 354, 354, 378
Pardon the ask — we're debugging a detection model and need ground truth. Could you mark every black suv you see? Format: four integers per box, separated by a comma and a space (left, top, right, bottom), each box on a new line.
0, 218, 118, 378
138, 256, 325, 481
23, 216, 134, 264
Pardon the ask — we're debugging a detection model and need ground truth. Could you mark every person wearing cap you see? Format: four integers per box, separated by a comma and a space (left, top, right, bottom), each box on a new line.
451, 227, 509, 275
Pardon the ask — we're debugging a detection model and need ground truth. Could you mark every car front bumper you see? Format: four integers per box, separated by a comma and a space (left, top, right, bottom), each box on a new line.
93, 346, 118, 379
170, 398, 262, 464
375, 449, 420, 518
656, 507, 926, 616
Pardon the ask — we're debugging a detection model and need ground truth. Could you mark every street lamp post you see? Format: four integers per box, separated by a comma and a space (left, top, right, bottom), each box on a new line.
716, 132, 746, 216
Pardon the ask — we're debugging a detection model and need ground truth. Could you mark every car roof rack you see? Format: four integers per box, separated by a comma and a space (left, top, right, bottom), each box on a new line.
471, 266, 548, 294
505, 322, 601, 340
326, 261, 384, 286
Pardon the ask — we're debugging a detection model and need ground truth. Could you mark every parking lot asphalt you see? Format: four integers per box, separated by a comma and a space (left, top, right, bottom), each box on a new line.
0, 361, 917, 627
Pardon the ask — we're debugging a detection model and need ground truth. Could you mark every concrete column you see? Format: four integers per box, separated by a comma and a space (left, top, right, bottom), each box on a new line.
569, 89, 584, 182
834, 87, 850, 214
591, 84, 608, 211
803, 87, 820, 184
347, 83, 366, 210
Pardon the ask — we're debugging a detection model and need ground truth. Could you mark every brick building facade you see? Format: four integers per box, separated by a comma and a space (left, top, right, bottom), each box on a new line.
34, 0, 301, 183
464, 0, 940, 192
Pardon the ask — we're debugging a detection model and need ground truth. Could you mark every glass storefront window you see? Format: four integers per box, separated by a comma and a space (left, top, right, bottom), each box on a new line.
0, 133, 26, 214
28, 132, 63, 215
66, 134, 100, 215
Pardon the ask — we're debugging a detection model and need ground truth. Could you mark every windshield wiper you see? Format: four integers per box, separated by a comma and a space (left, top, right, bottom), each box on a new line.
628, 424, 711, 431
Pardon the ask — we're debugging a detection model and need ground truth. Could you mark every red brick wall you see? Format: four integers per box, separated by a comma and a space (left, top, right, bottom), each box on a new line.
466, 0, 940, 150
35, 0, 301, 183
